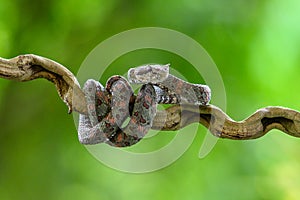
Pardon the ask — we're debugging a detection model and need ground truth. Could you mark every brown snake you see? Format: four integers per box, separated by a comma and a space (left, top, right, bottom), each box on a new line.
78, 64, 211, 147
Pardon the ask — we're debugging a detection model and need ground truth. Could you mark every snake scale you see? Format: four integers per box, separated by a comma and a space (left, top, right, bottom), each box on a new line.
78, 64, 211, 147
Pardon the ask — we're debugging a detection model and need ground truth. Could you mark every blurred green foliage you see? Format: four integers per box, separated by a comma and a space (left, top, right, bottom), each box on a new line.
1, 0, 300, 199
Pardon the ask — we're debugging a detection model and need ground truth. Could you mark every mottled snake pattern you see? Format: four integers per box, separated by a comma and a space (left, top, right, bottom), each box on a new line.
78, 64, 211, 147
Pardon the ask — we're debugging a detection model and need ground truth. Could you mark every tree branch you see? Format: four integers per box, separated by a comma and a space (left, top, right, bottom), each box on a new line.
1, 54, 300, 140
152, 105, 300, 139
0, 54, 86, 114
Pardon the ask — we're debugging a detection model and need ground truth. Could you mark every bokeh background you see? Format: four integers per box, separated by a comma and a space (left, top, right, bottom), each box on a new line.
1, 0, 300, 199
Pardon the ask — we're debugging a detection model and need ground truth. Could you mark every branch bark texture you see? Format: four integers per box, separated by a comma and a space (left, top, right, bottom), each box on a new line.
1, 54, 300, 140
0, 54, 86, 113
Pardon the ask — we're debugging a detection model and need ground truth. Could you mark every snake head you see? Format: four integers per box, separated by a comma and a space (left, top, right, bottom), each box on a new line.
128, 64, 170, 84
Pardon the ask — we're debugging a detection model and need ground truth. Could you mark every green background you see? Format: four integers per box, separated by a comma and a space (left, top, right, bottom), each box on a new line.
1, 0, 300, 199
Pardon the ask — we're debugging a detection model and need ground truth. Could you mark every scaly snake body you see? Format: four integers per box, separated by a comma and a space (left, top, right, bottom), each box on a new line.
78, 64, 211, 147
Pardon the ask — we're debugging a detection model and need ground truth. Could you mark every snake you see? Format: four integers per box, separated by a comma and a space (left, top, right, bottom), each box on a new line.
78, 64, 211, 147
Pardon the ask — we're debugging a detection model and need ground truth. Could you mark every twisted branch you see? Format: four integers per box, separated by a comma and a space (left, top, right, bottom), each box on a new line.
152, 105, 300, 139
1, 54, 300, 140
0, 54, 86, 113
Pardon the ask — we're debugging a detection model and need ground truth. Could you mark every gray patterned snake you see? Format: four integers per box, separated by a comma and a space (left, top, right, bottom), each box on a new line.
78, 64, 211, 147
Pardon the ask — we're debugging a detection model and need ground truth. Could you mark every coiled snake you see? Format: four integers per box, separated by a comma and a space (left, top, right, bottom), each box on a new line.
78, 64, 211, 147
